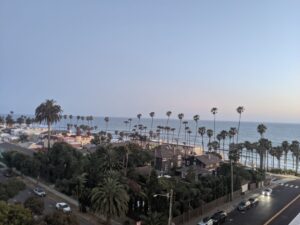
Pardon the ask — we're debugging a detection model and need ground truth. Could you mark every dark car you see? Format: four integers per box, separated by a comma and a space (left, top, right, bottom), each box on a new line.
211, 211, 227, 225
237, 200, 251, 211
248, 197, 259, 207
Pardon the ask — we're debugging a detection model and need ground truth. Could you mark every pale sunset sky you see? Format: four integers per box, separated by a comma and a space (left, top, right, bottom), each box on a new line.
0, 1, 300, 123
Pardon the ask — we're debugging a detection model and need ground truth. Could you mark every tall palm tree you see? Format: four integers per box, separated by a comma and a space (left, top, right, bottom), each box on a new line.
282, 141, 290, 171
137, 113, 142, 123
198, 127, 206, 152
211, 107, 218, 141
166, 111, 172, 126
220, 130, 228, 159
193, 115, 200, 147
76, 115, 80, 125
236, 106, 245, 143
257, 124, 267, 138
177, 113, 184, 144
149, 112, 155, 132
91, 177, 129, 225
35, 99, 62, 150
104, 117, 109, 132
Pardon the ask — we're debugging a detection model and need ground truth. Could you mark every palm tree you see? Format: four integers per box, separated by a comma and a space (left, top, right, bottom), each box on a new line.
35, 99, 62, 150
183, 121, 188, 144
236, 106, 245, 143
193, 115, 200, 147
104, 117, 109, 132
137, 113, 142, 123
198, 127, 206, 152
206, 129, 213, 150
290, 141, 300, 175
91, 177, 129, 225
229, 127, 237, 144
69, 115, 73, 124
76, 116, 80, 125
220, 130, 228, 159
257, 124, 267, 138
170, 128, 176, 143
177, 113, 184, 144
211, 107, 218, 141
275, 146, 283, 169
282, 141, 290, 171
149, 112, 155, 132
166, 111, 172, 126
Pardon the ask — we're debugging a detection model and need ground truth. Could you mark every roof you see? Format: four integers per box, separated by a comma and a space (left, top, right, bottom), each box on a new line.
176, 165, 210, 175
154, 144, 184, 159
195, 154, 221, 165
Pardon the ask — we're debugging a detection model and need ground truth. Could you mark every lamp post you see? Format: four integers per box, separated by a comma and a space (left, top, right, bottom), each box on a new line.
153, 189, 173, 225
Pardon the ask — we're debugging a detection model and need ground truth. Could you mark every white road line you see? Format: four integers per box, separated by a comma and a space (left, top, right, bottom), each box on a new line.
280, 183, 284, 186
285, 184, 289, 187
295, 186, 299, 189
290, 185, 294, 188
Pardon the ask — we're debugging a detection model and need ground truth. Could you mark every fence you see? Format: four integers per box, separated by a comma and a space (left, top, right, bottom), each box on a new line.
173, 190, 242, 225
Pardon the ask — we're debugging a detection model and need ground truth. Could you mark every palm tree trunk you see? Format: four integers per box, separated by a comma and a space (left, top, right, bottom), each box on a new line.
177, 121, 182, 145
47, 122, 51, 151
236, 114, 241, 143
194, 122, 198, 147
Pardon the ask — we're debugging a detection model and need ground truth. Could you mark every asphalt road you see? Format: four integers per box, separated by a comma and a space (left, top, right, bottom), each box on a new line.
224, 178, 300, 225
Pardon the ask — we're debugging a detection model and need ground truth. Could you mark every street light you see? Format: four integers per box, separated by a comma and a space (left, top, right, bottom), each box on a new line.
153, 189, 173, 225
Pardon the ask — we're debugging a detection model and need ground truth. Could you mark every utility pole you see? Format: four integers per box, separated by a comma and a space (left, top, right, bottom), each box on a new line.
168, 189, 173, 225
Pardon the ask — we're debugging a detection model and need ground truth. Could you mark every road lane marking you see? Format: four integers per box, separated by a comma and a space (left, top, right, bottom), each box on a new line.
295, 186, 299, 189
285, 184, 289, 187
290, 185, 294, 188
263, 193, 300, 225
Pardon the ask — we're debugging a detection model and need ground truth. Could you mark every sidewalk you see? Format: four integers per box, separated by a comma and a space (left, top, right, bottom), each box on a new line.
184, 183, 278, 225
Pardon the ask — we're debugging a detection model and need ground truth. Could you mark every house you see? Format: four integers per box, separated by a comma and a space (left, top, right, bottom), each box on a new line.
185, 153, 222, 171
154, 144, 184, 173
176, 165, 211, 180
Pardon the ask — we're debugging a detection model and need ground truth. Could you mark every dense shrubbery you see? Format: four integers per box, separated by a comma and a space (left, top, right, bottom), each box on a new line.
0, 178, 26, 201
24, 196, 44, 215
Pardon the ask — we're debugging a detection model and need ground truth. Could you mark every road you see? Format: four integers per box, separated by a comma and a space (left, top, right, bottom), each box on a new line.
224, 177, 300, 225
0, 171, 99, 225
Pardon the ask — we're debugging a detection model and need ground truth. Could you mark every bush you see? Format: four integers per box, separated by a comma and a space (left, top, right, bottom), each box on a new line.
0, 178, 26, 200
24, 196, 44, 215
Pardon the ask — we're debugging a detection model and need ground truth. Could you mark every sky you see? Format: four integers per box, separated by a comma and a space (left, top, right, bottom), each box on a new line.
1, 1, 300, 123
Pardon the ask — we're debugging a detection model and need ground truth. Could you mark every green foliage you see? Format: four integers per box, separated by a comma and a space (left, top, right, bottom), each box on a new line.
0, 201, 33, 225
43, 211, 79, 225
0, 178, 26, 201
141, 212, 167, 225
91, 177, 129, 225
24, 196, 44, 215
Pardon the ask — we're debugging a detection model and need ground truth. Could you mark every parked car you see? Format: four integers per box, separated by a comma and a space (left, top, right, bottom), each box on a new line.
262, 188, 272, 196
55, 202, 71, 213
33, 187, 46, 197
211, 211, 227, 225
197, 217, 214, 225
248, 197, 259, 207
237, 200, 251, 211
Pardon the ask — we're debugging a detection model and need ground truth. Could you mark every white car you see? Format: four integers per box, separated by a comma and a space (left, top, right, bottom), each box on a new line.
56, 202, 71, 213
262, 188, 272, 196
33, 187, 46, 197
197, 217, 213, 225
